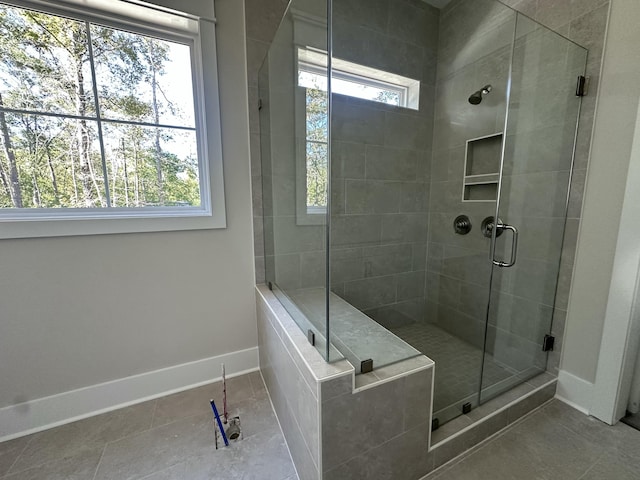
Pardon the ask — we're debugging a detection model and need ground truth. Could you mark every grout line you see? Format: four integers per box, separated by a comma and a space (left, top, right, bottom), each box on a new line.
539, 406, 603, 445
326, 420, 431, 477
149, 398, 159, 430
247, 371, 257, 396
90, 445, 107, 480
3, 434, 34, 477
260, 346, 319, 472
576, 451, 607, 480
248, 370, 263, 399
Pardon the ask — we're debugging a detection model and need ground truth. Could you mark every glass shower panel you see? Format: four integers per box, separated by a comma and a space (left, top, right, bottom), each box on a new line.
261, 0, 339, 361
424, 1, 517, 426
481, 14, 587, 402
326, 0, 447, 373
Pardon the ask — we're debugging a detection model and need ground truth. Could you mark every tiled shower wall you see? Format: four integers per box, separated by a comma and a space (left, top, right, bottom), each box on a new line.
259, 0, 330, 295
423, 0, 609, 375
329, 0, 438, 324
425, 0, 513, 353
246, 0, 610, 373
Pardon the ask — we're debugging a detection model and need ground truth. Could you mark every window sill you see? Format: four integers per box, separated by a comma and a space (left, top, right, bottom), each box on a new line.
0, 210, 226, 239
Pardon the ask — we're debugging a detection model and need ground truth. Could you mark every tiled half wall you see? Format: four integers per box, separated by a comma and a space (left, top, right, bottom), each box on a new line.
256, 285, 434, 480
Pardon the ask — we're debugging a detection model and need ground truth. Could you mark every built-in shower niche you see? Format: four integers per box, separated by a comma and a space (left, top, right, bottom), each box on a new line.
462, 133, 502, 202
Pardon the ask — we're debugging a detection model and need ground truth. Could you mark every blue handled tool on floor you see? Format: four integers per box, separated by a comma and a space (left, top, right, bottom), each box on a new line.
210, 399, 229, 446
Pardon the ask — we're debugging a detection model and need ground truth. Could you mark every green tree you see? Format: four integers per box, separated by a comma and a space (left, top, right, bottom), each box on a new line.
0, 3, 200, 210
304, 87, 328, 208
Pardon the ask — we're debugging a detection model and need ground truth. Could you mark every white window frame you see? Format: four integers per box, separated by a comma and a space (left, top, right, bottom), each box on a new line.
297, 47, 420, 110
0, 0, 225, 238
298, 61, 410, 108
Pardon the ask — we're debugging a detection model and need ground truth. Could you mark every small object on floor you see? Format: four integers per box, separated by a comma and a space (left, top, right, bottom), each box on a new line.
210, 399, 229, 447
225, 416, 242, 441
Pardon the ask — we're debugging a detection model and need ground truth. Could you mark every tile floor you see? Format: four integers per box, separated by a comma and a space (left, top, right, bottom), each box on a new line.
390, 322, 513, 412
428, 399, 640, 480
0, 372, 297, 480
3, 373, 640, 480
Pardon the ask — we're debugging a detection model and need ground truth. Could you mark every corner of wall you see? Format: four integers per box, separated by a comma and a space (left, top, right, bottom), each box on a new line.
556, 369, 593, 416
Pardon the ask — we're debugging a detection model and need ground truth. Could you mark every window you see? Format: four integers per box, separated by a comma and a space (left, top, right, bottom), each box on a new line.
0, 0, 224, 238
295, 47, 420, 222
298, 69, 328, 213
298, 48, 420, 110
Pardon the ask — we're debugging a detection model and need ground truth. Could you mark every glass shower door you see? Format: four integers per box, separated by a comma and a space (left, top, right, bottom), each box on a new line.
480, 14, 588, 402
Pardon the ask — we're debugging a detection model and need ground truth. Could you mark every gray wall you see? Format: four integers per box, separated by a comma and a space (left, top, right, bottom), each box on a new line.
329, 0, 439, 325
426, 0, 609, 374
425, 0, 513, 352
0, 0, 257, 408
249, 0, 441, 326
252, 0, 330, 299
424, 0, 609, 377
260, 5, 328, 293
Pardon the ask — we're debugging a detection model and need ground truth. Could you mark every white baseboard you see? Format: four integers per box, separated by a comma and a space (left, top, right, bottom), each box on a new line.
555, 369, 593, 415
0, 347, 259, 442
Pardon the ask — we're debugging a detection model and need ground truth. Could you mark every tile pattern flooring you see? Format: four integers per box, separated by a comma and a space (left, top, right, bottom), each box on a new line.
428, 399, 640, 480
0, 372, 297, 480
2, 372, 640, 479
390, 322, 513, 412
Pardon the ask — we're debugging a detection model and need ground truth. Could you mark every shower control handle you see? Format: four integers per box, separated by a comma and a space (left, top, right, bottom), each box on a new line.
492, 224, 518, 268
453, 215, 472, 235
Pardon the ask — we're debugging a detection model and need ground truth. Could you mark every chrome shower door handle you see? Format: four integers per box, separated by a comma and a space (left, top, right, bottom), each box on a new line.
492, 224, 518, 268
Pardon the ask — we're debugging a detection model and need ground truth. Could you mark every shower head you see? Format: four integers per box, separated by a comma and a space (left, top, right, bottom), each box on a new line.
468, 85, 493, 105
468, 91, 483, 105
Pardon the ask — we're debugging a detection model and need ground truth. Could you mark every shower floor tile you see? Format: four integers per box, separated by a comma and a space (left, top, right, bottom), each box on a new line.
388, 322, 514, 415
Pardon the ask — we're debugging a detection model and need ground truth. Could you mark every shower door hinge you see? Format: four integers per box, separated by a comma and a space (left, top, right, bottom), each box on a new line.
258, 98, 263, 110
361, 359, 373, 374
542, 334, 555, 352
307, 329, 315, 346
268, 281, 273, 291
576, 76, 588, 97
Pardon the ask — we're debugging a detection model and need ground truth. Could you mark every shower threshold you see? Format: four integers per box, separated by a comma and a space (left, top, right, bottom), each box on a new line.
387, 321, 524, 425
428, 371, 557, 469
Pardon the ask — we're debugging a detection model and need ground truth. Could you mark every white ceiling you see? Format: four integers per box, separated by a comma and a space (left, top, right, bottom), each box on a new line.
423, 0, 453, 9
